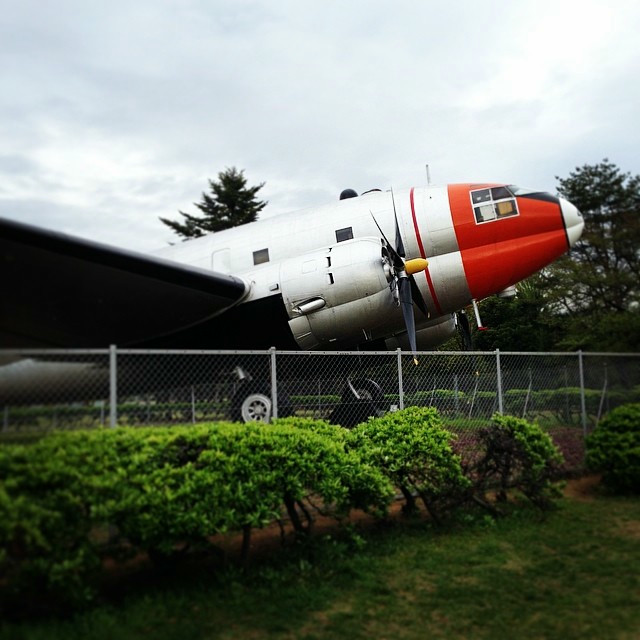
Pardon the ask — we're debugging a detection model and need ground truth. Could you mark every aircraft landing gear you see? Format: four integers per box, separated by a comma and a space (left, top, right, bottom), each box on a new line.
329, 378, 386, 428
231, 382, 272, 423
230, 379, 293, 424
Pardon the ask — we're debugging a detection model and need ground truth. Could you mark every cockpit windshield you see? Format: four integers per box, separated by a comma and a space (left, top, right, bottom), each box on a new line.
470, 185, 519, 224
507, 185, 539, 196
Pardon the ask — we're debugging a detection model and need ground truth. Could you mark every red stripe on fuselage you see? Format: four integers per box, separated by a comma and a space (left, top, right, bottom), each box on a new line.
410, 187, 443, 315
447, 184, 568, 300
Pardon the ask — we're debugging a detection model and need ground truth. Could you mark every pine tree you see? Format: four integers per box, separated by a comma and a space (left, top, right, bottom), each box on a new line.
160, 167, 267, 239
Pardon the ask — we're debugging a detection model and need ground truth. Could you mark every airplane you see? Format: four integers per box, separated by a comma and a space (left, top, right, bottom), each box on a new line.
0, 181, 584, 421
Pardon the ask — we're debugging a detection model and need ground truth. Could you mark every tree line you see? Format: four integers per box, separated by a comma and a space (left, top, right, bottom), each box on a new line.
471, 160, 640, 352
160, 160, 640, 352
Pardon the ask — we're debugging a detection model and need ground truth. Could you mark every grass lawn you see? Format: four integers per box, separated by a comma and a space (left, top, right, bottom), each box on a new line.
2, 486, 639, 640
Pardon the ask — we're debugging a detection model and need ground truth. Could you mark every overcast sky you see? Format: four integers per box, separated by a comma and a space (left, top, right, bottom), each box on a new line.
2, 0, 639, 252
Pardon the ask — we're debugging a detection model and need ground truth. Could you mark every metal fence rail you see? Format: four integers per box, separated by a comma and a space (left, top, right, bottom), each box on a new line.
2, 348, 639, 469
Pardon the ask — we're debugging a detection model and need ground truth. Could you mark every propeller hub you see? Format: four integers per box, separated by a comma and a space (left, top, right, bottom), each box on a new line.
405, 258, 428, 276
381, 249, 395, 283
371, 205, 429, 360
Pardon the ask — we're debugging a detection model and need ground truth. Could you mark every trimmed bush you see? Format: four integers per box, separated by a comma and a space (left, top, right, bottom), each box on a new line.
586, 403, 640, 493
347, 407, 469, 521
471, 414, 564, 510
271, 416, 346, 440
0, 407, 572, 613
0, 422, 393, 610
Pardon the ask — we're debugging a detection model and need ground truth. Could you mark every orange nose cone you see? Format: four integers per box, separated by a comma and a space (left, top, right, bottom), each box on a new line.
405, 258, 428, 276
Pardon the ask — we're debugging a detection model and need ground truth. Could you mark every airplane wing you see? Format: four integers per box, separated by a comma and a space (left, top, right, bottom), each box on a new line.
0, 217, 248, 347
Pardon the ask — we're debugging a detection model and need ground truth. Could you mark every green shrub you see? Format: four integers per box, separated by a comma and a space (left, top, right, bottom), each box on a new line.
0, 432, 115, 608
0, 422, 393, 611
271, 416, 346, 440
472, 414, 564, 510
348, 407, 469, 521
3, 400, 229, 430
586, 403, 640, 493
409, 389, 466, 406
288, 395, 341, 406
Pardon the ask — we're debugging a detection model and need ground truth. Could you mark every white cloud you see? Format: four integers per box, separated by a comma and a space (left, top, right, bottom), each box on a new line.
1, 0, 639, 250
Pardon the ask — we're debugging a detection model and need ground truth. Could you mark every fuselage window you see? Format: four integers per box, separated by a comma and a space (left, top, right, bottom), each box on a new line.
335, 227, 353, 243
253, 248, 270, 265
471, 187, 519, 224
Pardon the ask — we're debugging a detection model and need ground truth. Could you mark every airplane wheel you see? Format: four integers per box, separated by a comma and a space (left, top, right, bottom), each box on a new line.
231, 383, 293, 423
241, 393, 272, 422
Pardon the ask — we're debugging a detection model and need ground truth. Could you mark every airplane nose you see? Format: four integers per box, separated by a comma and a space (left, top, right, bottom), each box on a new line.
560, 197, 584, 247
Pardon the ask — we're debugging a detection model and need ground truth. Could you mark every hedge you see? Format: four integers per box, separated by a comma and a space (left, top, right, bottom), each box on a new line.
5, 386, 638, 432
3, 401, 229, 429
0, 408, 570, 611
0, 422, 393, 608
276, 408, 469, 522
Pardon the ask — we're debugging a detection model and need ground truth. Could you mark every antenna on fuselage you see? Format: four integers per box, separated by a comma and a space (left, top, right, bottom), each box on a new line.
425, 164, 432, 185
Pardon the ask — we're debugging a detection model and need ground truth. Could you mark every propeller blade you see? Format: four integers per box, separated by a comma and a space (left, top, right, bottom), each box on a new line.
398, 277, 419, 364
370, 212, 404, 268
409, 275, 429, 317
391, 187, 406, 258
371, 206, 425, 359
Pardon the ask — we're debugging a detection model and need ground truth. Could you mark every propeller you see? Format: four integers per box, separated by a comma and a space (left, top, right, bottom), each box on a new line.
371, 190, 429, 364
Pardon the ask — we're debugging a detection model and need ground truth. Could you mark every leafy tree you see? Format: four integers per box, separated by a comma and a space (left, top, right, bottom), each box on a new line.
545, 159, 640, 315
471, 274, 563, 352
466, 160, 640, 352
160, 167, 267, 239
541, 160, 640, 350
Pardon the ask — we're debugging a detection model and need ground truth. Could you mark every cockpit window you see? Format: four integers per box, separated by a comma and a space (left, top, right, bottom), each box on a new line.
471, 186, 519, 224
491, 186, 512, 200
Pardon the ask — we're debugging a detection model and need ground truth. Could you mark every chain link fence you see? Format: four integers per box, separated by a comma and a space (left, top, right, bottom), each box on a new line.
2, 348, 639, 470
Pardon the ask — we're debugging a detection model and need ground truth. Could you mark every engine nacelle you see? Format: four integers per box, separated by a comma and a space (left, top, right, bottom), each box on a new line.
384, 315, 456, 351
280, 238, 393, 349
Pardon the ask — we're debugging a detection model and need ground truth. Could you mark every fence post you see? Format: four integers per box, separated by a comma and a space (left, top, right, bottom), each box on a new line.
578, 350, 587, 438
596, 362, 608, 426
397, 348, 404, 410
109, 344, 117, 427
270, 347, 278, 420
496, 349, 503, 414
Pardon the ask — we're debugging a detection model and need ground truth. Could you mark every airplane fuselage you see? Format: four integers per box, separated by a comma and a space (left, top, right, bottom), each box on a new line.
152, 184, 583, 350
0, 181, 584, 407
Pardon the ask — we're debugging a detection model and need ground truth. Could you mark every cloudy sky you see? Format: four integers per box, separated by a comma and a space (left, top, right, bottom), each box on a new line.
2, 0, 639, 252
